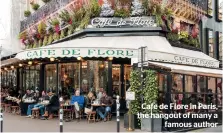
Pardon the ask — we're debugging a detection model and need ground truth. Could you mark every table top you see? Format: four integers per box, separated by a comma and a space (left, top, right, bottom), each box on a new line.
91, 104, 106, 107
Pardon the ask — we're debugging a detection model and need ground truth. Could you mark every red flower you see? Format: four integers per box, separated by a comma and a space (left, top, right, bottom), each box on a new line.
37, 33, 41, 39
54, 25, 60, 34
68, 19, 72, 25
161, 15, 166, 21
172, 27, 179, 34
21, 38, 25, 44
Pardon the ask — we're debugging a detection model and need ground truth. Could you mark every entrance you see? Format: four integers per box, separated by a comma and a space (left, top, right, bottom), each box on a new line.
112, 64, 131, 111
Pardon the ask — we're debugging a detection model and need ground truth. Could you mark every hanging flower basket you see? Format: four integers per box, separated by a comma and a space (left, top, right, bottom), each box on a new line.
24, 10, 31, 17
42, 0, 51, 3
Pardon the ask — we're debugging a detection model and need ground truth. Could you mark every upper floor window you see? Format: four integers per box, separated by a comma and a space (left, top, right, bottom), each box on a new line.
208, 29, 214, 57
218, 0, 223, 21
218, 32, 222, 61
208, 0, 213, 16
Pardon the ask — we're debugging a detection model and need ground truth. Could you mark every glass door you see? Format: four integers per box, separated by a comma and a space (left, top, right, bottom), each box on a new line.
112, 64, 121, 99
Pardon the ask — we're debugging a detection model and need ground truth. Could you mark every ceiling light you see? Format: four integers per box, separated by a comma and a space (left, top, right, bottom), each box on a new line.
77, 56, 82, 60
11, 66, 14, 69
28, 61, 32, 65
50, 57, 55, 62
19, 64, 23, 67
108, 57, 113, 61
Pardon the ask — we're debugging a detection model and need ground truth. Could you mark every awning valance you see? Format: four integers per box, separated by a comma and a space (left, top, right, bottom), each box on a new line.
15, 36, 173, 60
1, 58, 20, 67
149, 62, 222, 77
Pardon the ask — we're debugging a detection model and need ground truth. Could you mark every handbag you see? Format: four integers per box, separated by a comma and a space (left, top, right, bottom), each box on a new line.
84, 107, 92, 114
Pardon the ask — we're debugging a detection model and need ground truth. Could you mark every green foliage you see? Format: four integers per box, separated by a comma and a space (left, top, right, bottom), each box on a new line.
167, 33, 179, 42
38, 22, 46, 35
88, 0, 101, 18
18, 31, 27, 39
48, 34, 53, 44
60, 29, 66, 39
129, 69, 141, 115
67, 26, 74, 35
189, 37, 200, 47
24, 10, 31, 17
59, 10, 71, 23
71, 8, 85, 29
42, 0, 51, 3
142, 70, 159, 114
179, 31, 189, 39
53, 33, 60, 41
38, 39, 42, 47
43, 36, 48, 46
32, 40, 38, 48
155, 14, 163, 26
142, 0, 149, 15
32, 3, 40, 11
51, 18, 60, 26
114, 9, 130, 18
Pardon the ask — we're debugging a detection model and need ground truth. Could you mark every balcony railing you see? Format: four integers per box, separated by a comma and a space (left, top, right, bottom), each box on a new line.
20, 0, 73, 32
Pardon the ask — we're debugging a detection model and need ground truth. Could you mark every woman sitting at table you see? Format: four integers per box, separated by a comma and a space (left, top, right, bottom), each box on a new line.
86, 91, 96, 108
42, 90, 59, 119
96, 91, 113, 122
70, 90, 84, 120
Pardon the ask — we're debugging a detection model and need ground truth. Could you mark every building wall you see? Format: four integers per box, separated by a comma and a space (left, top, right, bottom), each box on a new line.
201, 0, 222, 63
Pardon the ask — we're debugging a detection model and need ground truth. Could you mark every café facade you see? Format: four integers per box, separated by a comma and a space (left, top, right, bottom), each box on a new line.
1, 1, 222, 130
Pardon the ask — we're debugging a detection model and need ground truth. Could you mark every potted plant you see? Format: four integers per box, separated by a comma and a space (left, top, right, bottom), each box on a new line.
24, 10, 31, 17
124, 69, 141, 130
38, 22, 46, 38
50, 18, 60, 33
42, 36, 48, 46
32, 3, 40, 11
141, 70, 161, 132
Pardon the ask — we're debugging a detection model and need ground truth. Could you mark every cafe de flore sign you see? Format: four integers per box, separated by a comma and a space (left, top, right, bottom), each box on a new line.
16, 48, 137, 60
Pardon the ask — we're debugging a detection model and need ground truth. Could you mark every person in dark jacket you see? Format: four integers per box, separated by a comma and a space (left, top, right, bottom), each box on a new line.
42, 90, 59, 119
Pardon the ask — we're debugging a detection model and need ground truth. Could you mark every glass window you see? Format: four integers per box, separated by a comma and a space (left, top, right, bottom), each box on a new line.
218, 0, 222, 20
208, 0, 213, 16
112, 64, 120, 97
185, 75, 196, 92
208, 30, 214, 57
217, 78, 222, 94
45, 64, 57, 92
24, 65, 40, 90
59, 63, 80, 94
124, 65, 131, 95
208, 77, 216, 93
158, 73, 167, 92
82, 61, 108, 94
172, 74, 183, 92
219, 32, 222, 61
197, 76, 207, 93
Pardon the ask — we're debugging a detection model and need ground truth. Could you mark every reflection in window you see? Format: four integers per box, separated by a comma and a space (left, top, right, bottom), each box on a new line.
208, 30, 214, 57
172, 74, 183, 92
59, 63, 80, 94
185, 75, 196, 92
45, 64, 57, 92
82, 61, 108, 94
158, 73, 167, 92
112, 64, 120, 97
217, 78, 222, 94
219, 32, 222, 61
208, 77, 216, 104
197, 76, 207, 93
124, 65, 131, 97
24, 66, 40, 90
208, 0, 213, 16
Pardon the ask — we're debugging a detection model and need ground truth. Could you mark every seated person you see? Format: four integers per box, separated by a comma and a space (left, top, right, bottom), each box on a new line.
96, 91, 113, 122
86, 91, 96, 108
70, 90, 84, 120
42, 90, 59, 119
26, 91, 50, 118
97, 88, 104, 100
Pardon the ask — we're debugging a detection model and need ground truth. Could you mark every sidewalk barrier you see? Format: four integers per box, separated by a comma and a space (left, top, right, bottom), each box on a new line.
59, 97, 63, 133
116, 95, 120, 132
0, 108, 3, 132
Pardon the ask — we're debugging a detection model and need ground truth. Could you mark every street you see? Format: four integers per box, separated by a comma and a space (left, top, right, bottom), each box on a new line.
2, 113, 127, 132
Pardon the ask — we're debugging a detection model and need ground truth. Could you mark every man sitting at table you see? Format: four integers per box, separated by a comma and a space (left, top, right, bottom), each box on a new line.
42, 90, 59, 119
26, 91, 50, 118
70, 90, 84, 120
96, 91, 113, 122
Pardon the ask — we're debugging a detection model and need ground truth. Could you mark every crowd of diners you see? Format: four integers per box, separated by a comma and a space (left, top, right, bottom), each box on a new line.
0, 87, 114, 122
